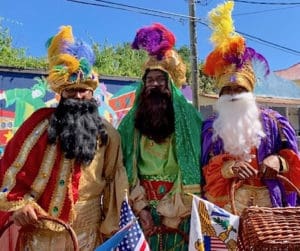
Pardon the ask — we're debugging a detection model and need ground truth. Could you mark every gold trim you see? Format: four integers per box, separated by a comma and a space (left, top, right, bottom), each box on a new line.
0, 196, 32, 211
183, 184, 201, 194
48, 158, 73, 218
0, 120, 48, 195
30, 145, 57, 200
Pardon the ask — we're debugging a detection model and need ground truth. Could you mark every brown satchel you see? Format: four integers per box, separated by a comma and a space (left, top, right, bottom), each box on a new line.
230, 174, 300, 251
0, 215, 79, 251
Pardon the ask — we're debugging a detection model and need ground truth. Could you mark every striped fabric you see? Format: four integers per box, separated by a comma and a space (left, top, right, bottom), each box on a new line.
205, 236, 228, 251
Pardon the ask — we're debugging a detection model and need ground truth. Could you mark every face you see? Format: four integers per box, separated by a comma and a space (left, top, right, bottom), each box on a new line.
144, 70, 168, 89
220, 85, 248, 96
61, 88, 93, 100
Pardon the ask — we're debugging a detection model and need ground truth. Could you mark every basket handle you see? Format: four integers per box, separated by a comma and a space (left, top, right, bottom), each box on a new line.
0, 215, 79, 251
230, 174, 300, 216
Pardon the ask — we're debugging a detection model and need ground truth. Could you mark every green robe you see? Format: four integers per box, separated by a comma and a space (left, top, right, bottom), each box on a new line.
118, 80, 202, 251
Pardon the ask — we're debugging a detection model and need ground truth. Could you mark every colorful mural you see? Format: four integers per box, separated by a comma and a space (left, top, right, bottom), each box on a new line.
0, 68, 139, 154
0, 67, 192, 155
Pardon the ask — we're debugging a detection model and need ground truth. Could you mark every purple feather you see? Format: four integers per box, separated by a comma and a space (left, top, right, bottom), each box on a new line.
224, 47, 270, 75
131, 23, 175, 60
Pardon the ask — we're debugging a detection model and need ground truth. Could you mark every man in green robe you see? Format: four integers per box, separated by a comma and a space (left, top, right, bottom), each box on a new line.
118, 23, 202, 251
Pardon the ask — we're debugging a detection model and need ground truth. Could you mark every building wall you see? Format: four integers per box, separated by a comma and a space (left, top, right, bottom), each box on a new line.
0, 67, 139, 154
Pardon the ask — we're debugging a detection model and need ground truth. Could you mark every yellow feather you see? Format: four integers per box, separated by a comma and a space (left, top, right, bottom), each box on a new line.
48, 26, 74, 65
208, 1, 243, 54
48, 69, 69, 86
50, 54, 80, 73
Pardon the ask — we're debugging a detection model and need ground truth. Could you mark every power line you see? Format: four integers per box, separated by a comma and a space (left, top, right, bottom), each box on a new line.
66, 0, 178, 20
66, 0, 300, 56
234, 0, 300, 5
239, 32, 300, 56
234, 6, 299, 16
91, 0, 192, 21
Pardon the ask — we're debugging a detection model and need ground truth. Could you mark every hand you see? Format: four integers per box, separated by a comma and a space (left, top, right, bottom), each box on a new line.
261, 155, 280, 179
138, 209, 157, 237
12, 204, 38, 227
232, 161, 258, 179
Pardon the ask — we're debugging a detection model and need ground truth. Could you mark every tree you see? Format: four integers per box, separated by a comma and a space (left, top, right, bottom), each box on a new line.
177, 45, 217, 94
199, 62, 217, 94
178, 45, 191, 82
0, 21, 47, 69
93, 42, 147, 77
0, 21, 216, 95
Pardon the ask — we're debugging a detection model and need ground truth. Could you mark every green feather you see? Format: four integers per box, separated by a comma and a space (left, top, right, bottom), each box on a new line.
79, 58, 91, 77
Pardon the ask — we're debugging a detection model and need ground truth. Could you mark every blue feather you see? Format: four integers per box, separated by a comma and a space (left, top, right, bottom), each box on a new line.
64, 40, 95, 65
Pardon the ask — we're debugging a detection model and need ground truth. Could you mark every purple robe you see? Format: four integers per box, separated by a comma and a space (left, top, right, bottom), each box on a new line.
201, 107, 299, 207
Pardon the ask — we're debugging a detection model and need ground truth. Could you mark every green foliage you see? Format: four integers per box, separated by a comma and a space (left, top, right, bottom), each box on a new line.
0, 20, 216, 95
177, 46, 217, 94
213, 217, 230, 230
0, 20, 47, 69
93, 42, 147, 78
199, 62, 217, 94
178, 45, 191, 82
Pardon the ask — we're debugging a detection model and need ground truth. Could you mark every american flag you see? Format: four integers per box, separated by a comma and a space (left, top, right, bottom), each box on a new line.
204, 236, 228, 251
117, 200, 150, 251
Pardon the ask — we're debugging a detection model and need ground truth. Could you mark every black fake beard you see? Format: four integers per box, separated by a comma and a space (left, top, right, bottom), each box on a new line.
134, 86, 174, 143
47, 98, 108, 165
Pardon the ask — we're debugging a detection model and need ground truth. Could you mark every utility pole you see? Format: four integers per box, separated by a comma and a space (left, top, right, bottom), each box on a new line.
188, 0, 199, 110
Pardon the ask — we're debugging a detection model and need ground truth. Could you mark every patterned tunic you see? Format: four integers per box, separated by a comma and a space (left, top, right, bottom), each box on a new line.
0, 107, 128, 250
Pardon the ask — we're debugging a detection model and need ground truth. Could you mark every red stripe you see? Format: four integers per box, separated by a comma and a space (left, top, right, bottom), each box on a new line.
7, 131, 49, 201
71, 163, 81, 203
139, 240, 149, 251
60, 189, 72, 222
0, 108, 54, 186
210, 237, 228, 250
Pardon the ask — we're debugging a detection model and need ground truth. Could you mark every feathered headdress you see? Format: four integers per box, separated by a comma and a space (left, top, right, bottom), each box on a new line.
132, 23, 186, 88
46, 25, 98, 94
203, 1, 269, 92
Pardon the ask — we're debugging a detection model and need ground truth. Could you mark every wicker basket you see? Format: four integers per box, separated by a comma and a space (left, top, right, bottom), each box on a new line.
0, 215, 79, 251
230, 175, 300, 251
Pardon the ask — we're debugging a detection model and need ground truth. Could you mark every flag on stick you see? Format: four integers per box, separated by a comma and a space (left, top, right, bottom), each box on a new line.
95, 219, 135, 251
189, 195, 240, 251
116, 198, 150, 251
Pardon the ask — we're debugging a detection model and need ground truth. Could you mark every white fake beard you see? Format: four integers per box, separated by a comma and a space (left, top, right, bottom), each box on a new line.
213, 92, 266, 162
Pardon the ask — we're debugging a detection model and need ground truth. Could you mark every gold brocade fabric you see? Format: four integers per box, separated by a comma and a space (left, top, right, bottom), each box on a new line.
223, 184, 272, 215
16, 198, 102, 251
5, 119, 128, 251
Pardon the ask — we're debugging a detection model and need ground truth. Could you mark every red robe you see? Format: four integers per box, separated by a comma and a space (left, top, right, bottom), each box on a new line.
0, 108, 81, 227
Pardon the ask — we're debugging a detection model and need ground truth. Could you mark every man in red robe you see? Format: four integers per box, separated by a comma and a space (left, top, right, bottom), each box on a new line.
0, 25, 128, 250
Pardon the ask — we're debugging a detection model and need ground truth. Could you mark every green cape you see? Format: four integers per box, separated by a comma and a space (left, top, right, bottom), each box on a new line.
118, 80, 202, 186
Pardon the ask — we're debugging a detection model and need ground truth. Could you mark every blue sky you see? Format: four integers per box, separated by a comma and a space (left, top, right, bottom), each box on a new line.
1, 0, 300, 72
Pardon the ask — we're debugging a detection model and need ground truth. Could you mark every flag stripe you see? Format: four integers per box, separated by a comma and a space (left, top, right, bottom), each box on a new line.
117, 199, 150, 251
211, 237, 228, 250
